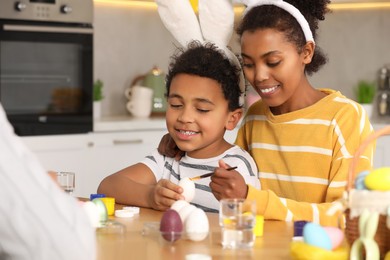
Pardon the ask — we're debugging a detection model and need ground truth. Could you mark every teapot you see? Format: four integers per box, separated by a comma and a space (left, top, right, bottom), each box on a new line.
130, 66, 167, 115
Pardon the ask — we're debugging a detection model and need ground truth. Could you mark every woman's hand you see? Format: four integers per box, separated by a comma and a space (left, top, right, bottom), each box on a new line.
210, 160, 248, 200
148, 179, 184, 211
157, 133, 185, 160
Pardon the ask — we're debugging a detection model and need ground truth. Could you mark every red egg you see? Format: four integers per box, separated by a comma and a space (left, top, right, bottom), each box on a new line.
160, 209, 183, 241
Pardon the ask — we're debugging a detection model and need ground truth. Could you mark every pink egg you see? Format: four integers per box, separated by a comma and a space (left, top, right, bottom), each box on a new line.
323, 227, 344, 250
160, 209, 183, 242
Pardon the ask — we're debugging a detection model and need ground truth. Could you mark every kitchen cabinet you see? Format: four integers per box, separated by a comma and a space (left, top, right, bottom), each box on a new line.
22, 128, 168, 198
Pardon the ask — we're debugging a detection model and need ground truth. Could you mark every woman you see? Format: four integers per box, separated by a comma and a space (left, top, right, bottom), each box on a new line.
159, 0, 374, 226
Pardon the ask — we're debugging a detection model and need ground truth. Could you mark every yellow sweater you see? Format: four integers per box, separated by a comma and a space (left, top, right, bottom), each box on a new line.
236, 89, 375, 226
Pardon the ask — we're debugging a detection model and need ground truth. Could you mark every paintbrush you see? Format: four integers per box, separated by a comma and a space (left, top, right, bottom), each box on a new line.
189, 166, 238, 181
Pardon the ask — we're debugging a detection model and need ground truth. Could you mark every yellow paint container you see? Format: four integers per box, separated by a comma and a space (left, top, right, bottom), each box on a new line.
254, 215, 264, 237
100, 197, 115, 216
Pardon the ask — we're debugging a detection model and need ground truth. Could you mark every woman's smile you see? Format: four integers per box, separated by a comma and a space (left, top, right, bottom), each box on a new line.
257, 84, 280, 98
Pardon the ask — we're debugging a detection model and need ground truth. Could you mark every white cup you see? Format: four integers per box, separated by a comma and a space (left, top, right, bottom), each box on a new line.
57, 171, 75, 195
125, 85, 153, 118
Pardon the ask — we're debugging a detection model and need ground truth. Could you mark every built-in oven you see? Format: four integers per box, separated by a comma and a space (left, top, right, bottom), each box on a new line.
0, 0, 93, 136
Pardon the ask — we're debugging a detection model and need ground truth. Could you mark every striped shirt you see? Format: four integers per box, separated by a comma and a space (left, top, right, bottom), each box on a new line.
236, 89, 375, 226
141, 145, 260, 212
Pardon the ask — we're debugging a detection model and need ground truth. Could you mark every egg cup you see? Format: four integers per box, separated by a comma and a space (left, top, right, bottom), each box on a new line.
142, 222, 182, 244
160, 231, 184, 243
142, 221, 209, 245
96, 220, 126, 235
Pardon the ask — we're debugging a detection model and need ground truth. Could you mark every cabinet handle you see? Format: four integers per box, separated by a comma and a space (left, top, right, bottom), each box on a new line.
112, 139, 143, 145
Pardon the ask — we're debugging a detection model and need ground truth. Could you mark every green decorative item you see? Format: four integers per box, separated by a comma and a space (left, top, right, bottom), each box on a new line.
356, 80, 376, 104
141, 66, 167, 114
93, 79, 104, 101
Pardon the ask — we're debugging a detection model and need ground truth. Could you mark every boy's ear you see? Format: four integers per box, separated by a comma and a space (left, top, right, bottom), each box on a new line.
225, 108, 243, 130
302, 41, 315, 64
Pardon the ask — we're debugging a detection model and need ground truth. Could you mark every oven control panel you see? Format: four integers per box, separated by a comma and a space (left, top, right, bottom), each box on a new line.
0, 0, 93, 24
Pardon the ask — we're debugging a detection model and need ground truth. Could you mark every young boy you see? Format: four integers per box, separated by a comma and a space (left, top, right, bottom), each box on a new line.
98, 41, 260, 212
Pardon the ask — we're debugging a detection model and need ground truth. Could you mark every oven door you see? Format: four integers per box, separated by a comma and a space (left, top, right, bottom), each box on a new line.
0, 20, 93, 136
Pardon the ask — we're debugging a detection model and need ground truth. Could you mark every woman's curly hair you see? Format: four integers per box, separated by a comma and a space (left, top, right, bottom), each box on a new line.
236, 0, 331, 75
165, 41, 243, 111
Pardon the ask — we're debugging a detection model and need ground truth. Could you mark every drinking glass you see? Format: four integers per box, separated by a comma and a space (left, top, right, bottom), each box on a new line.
219, 198, 256, 249
57, 172, 75, 195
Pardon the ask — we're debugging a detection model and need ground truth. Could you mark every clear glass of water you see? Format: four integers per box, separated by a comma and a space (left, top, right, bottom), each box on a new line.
57, 172, 75, 195
219, 198, 256, 249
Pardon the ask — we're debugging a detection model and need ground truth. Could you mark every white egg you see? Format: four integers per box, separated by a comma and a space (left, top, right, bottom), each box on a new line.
178, 177, 195, 202
171, 200, 190, 213
178, 204, 197, 223
82, 201, 100, 228
185, 208, 209, 241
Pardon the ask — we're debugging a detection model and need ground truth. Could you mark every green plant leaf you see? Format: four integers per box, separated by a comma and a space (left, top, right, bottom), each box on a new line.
355, 80, 376, 104
93, 79, 104, 101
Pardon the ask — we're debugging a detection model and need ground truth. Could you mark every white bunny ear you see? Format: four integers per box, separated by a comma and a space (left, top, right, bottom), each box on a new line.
199, 0, 246, 105
223, 46, 246, 106
156, 0, 204, 47
198, 0, 234, 47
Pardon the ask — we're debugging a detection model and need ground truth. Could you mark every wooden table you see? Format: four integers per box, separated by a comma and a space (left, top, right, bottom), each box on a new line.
96, 204, 294, 260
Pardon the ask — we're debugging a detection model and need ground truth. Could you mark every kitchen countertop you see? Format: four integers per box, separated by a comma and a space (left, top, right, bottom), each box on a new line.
94, 114, 390, 132
94, 115, 166, 132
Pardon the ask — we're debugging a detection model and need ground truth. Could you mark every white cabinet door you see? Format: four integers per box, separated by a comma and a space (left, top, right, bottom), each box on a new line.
21, 134, 90, 197
21, 130, 168, 198
82, 130, 166, 198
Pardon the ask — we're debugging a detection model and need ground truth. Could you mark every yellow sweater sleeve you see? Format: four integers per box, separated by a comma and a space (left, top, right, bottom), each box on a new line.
247, 185, 341, 226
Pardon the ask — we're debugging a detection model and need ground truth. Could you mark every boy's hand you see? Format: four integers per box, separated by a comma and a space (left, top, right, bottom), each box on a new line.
157, 133, 185, 161
210, 160, 248, 200
148, 179, 184, 211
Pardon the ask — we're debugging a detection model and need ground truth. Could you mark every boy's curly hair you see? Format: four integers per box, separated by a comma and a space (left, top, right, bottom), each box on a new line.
165, 41, 243, 111
236, 0, 331, 75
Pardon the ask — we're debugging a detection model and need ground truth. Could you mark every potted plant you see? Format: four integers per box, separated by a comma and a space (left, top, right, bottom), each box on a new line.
93, 79, 104, 119
355, 80, 376, 118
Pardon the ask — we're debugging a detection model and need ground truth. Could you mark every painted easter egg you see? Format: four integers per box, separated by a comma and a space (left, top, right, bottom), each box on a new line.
365, 167, 390, 191
303, 223, 332, 251
160, 209, 183, 242
355, 170, 370, 190
323, 227, 344, 250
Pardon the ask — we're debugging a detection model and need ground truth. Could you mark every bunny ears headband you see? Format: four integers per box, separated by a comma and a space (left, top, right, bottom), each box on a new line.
237, 0, 315, 44
156, 0, 314, 106
155, 0, 246, 106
